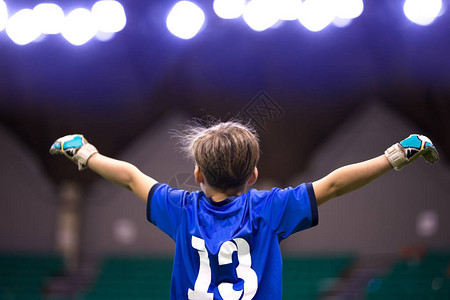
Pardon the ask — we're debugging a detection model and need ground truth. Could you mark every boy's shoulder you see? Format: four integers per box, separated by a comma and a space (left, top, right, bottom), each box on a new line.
153, 182, 311, 208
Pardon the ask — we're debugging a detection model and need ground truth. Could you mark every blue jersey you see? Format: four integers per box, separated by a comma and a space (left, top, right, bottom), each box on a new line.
147, 183, 318, 300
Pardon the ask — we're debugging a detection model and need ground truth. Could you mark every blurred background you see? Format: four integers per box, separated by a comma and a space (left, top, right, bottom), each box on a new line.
0, 0, 449, 299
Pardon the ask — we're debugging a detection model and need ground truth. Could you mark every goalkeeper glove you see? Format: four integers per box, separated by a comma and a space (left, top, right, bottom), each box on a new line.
49, 134, 98, 170
385, 134, 439, 171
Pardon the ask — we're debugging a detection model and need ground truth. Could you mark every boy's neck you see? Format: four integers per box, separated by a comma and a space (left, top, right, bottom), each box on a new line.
202, 184, 246, 203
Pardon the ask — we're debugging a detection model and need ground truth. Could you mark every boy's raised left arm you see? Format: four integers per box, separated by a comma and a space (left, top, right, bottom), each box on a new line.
49, 134, 157, 203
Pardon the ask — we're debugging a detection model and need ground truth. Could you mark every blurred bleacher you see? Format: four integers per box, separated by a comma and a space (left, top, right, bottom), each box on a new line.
1, 251, 449, 300
283, 254, 355, 299
365, 251, 450, 300
81, 256, 172, 300
0, 253, 63, 300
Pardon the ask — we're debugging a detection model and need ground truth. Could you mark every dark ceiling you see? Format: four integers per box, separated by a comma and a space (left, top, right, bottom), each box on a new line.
0, 0, 449, 186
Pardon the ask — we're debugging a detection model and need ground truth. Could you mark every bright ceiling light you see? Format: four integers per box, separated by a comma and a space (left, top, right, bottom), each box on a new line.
298, 0, 335, 32
334, 0, 364, 19
6, 9, 41, 45
61, 8, 98, 46
92, 0, 126, 33
243, 0, 279, 32
277, 0, 302, 21
166, 1, 205, 39
404, 0, 442, 26
213, 0, 246, 19
33, 3, 65, 34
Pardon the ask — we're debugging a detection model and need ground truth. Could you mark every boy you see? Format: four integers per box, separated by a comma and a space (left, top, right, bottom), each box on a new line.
50, 121, 438, 300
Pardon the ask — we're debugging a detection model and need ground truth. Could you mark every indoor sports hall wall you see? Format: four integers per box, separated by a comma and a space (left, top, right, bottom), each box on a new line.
0, 124, 58, 252
80, 113, 192, 255
0, 103, 448, 257
284, 102, 450, 254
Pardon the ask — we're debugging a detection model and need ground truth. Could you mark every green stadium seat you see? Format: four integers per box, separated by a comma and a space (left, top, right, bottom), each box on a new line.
0, 252, 63, 300
365, 251, 450, 300
282, 254, 355, 300
80, 256, 173, 300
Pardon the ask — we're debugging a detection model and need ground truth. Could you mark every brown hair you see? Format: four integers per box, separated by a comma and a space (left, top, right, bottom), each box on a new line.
176, 120, 260, 191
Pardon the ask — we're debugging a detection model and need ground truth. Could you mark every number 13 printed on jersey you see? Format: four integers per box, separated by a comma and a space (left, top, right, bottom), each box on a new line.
188, 236, 258, 300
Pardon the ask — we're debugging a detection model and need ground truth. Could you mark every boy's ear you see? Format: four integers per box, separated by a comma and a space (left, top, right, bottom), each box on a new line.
247, 167, 258, 186
194, 165, 204, 184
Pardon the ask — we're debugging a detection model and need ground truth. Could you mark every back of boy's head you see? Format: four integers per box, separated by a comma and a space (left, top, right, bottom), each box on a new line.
179, 120, 260, 191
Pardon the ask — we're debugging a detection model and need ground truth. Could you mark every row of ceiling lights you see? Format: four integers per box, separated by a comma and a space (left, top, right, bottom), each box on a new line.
166, 0, 445, 39
0, 0, 445, 45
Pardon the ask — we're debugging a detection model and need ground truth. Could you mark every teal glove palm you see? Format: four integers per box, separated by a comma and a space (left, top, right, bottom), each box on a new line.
385, 134, 439, 170
49, 134, 98, 170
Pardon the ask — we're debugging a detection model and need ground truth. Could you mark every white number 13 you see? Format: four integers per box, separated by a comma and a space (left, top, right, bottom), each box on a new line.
188, 236, 258, 300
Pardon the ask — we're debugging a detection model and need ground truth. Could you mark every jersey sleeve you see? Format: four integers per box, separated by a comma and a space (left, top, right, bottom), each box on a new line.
146, 183, 188, 240
254, 182, 318, 240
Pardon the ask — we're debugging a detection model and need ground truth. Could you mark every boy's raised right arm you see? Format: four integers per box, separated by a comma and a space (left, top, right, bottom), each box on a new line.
312, 134, 439, 206
312, 155, 392, 206
49, 134, 157, 203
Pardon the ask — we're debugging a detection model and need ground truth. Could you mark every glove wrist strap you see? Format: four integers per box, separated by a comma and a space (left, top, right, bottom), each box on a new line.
385, 143, 408, 171
75, 144, 98, 170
